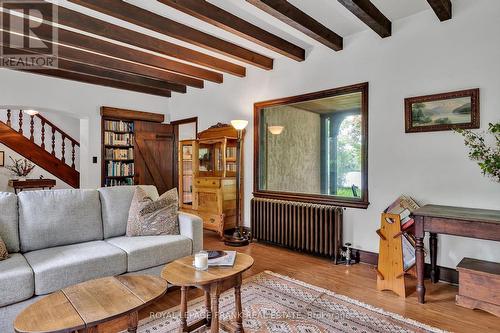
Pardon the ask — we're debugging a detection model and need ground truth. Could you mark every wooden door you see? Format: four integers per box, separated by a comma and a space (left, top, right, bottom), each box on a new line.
134, 121, 176, 194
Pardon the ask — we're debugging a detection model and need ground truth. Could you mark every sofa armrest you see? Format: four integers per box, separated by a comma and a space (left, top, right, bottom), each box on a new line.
178, 212, 203, 254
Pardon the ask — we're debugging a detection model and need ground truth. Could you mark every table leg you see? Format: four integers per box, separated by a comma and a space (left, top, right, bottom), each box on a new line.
234, 282, 244, 333
83, 327, 97, 333
180, 286, 189, 332
205, 291, 212, 326
429, 233, 438, 283
128, 311, 138, 333
416, 236, 426, 303
210, 286, 220, 333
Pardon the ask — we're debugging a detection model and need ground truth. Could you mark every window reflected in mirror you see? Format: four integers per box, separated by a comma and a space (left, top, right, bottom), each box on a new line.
255, 83, 368, 208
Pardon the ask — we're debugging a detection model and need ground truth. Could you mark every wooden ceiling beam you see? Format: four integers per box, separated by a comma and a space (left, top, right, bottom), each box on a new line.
67, 0, 273, 70
17, 68, 172, 97
337, 0, 391, 38
2, 31, 202, 88
1, 10, 221, 84
158, 0, 305, 61
246, 0, 343, 51
2, 45, 182, 93
426, 0, 452, 21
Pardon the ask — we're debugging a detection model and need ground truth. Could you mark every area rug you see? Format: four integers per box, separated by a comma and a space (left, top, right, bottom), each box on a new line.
134, 271, 448, 333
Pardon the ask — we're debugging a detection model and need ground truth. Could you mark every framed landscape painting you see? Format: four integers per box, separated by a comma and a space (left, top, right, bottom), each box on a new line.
405, 88, 480, 133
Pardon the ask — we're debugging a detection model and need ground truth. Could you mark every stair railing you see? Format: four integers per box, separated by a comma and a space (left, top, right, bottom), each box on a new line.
3, 109, 80, 170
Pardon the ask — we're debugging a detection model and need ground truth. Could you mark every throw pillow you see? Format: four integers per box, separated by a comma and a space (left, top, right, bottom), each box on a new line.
126, 187, 180, 237
0, 236, 9, 261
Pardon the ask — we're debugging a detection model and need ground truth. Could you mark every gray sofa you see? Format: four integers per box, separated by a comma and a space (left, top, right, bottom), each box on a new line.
0, 185, 203, 333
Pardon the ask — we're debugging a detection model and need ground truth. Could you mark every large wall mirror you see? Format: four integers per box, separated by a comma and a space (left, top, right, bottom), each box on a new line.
254, 82, 369, 208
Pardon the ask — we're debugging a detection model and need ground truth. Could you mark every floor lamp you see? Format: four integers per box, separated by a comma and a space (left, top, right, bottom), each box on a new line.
224, 119, 249, 247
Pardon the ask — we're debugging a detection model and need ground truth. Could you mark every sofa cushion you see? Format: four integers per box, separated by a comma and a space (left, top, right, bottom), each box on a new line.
106, 235, 192, 272
126, 187, 179, 237
0, 192, 20, 253
19, 189, 103, 252
98, 185, 159, 239
24, 241, 127, 295
0, 253, 34, 307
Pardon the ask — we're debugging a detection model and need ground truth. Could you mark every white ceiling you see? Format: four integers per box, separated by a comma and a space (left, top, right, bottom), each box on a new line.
53, 0, 434, 69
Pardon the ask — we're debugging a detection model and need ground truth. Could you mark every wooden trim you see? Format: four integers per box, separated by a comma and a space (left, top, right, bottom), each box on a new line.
66, 0, 270, 71
1, 9, 224, 83
404, 88, 480, 133
159, 0, 305, 61
337, 0, 392, 38
171, 117, 198, 137
427, 0, 452, 21
352, 248, 458, 284
246, 0, 343, 51
101, 107, 165, 123
253, 82, 369, 209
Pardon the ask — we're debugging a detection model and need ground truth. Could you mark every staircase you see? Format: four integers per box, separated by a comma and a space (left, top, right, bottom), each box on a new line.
0, 109, 80, 188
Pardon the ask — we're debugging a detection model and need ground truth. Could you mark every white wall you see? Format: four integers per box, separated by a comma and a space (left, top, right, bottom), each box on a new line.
0, 70, 169, 189
168, 0, 500, 268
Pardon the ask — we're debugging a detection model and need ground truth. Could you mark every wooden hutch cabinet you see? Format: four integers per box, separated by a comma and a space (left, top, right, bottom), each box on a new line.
178, 124, 243, 238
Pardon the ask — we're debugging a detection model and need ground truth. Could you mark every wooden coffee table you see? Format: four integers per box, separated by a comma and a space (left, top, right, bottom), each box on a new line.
14, 275, 168, 333
161, 253, 254, 333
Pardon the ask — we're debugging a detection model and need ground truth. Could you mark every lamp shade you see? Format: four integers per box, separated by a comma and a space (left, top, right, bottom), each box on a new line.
230, 120, 248, 131
268, 126, 284, 135
23, 109, 39, 116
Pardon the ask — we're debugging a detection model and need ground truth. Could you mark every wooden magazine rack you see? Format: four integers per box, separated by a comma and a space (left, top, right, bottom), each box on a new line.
376, 213, 417, 297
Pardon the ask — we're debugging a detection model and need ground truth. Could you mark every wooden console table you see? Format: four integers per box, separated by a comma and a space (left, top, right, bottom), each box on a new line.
8, 179, 56, 194
412, 204, 500, 304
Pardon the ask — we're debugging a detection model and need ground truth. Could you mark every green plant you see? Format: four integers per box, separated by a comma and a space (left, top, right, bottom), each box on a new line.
5, 157, 36, 178
455, 122, 500, 182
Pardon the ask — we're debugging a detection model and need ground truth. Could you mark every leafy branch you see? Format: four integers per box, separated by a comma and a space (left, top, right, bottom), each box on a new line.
455, 122, 500, 182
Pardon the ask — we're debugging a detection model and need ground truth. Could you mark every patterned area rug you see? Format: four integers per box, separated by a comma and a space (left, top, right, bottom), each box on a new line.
134, 271, 448, 333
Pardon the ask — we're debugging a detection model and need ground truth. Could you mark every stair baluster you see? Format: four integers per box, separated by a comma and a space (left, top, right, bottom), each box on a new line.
51, 127, 56, 155
41, 119, 46, 149
19, 110, 23, 134
72, 142, 76, 168
30, 115, 35, 141
61, 135, 66, 163
7, 109, 11, 127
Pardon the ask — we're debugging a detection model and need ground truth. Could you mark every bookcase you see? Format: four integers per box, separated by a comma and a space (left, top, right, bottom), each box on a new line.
102, 118, 136, 187
178, 124, 243, 238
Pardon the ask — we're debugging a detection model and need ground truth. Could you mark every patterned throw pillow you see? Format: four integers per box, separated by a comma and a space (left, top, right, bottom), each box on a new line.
126, 187, 180, 237
0, 236, 9, 261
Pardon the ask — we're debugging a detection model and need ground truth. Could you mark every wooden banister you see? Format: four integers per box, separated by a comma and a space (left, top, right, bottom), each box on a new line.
35, 113, 80, 147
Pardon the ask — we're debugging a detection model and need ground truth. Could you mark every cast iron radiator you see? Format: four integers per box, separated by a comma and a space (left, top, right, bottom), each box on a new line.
251, 198, 343, 263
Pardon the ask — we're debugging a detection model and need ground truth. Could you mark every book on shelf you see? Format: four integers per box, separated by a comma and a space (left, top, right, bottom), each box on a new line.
104, 120, 134, 132
106, 161, 135, 177
402, 233, 416, 271
104, 148, 134, 160
226, 146, 237, 158
104, 132, 134, 146
384, 195, 420, 224
104, 177, 134, 187
208, 251, 237, 267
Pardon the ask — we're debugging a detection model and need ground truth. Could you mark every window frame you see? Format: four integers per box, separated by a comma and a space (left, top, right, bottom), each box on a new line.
253, 82, 369, 209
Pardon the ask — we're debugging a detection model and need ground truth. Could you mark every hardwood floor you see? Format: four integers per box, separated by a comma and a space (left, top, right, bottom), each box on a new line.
99, 231, 500, 332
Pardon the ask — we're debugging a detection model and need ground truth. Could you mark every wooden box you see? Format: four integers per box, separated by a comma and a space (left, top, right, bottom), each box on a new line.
456, 257, 500, 317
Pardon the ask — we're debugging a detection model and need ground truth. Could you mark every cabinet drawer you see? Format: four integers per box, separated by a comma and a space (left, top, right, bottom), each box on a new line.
198, 212, 223, 229
195, 178, 220, 188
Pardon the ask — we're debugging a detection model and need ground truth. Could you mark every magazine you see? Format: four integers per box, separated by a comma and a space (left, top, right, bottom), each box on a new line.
208, 251, 237, 267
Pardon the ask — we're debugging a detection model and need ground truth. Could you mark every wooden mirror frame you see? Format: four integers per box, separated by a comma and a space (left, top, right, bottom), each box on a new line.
253, 82, 369, 209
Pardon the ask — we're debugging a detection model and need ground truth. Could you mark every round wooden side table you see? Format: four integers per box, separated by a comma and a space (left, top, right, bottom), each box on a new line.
161, 253, 254, 333
14, 275, 168, 333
